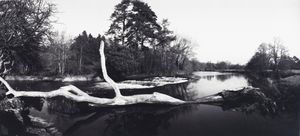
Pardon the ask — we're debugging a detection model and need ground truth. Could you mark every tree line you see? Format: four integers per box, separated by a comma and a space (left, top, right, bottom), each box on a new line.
0, 0, 200, 79
245, 38, 300, 73
190, 60, 244, 71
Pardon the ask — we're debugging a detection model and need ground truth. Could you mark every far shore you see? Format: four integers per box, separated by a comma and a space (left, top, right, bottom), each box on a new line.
5, 70, 300, 89
4, 74, 189, 83
5, 75, 102, 82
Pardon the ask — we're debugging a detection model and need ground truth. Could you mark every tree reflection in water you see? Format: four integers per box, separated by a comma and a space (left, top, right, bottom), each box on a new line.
192, 73, 242, 82
47, 97, 81, 114
120, 83, 197, 101
216, 74, 243, 82
63, 105, 196, 136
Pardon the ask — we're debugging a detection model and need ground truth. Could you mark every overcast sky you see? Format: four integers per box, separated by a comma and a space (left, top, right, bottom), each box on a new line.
52, 0, 300, 64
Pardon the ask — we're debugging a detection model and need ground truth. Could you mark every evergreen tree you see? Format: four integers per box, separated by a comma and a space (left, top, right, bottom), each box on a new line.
107, 0, 160, 49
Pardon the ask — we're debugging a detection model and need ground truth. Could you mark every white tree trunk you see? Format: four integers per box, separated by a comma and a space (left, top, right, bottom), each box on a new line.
0, 41, 185, 107
99, 42, 122, 98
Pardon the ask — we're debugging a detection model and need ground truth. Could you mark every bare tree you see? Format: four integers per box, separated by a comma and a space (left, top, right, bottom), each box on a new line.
0, 0, 55, 76
268, 38, 288, 72
172, 37, 192, 70
48, 32, 72, 75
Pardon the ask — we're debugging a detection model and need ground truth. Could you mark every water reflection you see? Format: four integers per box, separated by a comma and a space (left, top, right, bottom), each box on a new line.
46, 97, 81, 114
64, 105, 195, 136
216, 74, 244, 82
118, 83, 194, 101
193, 72, 245, 82
3, 72, 300, 136
58, 103, 298, 136
188, 72, 251, 98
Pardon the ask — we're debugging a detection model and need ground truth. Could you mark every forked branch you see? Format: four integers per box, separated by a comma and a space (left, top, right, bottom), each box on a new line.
0, 40, 185, 106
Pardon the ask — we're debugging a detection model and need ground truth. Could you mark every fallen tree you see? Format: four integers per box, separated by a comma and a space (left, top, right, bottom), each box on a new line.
0, 40, 185, 106
0, 39, 271, 108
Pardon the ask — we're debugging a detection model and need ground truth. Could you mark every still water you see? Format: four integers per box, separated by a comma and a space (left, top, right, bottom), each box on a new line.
5, 72, 300, 136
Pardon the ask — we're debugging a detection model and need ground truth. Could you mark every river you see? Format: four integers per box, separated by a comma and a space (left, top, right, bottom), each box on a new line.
4, 71, 300, 136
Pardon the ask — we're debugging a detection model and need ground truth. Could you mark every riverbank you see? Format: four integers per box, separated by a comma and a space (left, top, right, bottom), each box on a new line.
5, 74, 190, 82
5, 75, 189, 90
5, 75, 102, 82
217, 69, 300, 77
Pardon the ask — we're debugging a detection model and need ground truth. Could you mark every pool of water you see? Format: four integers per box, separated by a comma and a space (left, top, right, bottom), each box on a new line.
188, 71, 251, 98
3, 71, 300, 136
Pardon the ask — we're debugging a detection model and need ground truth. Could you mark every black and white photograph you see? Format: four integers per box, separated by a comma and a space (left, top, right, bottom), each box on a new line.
0, 0, 300, 135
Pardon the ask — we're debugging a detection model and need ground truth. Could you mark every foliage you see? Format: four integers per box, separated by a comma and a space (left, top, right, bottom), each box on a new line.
40, 32, 73, 76
69, 31, 101, 75
104, 0, 194, 77
107, 0, 160, 49
245, 39, 300, 73
245, 43, 271, 72
1, 0, 197, 79
188, 61, 244, 71
0, 0, 55, 75
291, 56, 300, 69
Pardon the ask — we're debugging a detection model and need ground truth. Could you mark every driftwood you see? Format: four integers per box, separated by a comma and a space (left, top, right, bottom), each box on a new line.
0, 41, 185, 107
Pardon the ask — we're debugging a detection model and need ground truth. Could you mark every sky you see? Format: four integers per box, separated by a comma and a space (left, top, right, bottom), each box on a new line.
52, 0, 300, 64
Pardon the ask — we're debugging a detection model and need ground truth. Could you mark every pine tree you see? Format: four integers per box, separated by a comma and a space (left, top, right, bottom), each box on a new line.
107, 0, 160, 49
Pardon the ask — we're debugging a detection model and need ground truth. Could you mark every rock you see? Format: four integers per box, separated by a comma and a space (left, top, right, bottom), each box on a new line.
0, 98, 62, 136
27, 115, 63, 136
0, 98, 24, 113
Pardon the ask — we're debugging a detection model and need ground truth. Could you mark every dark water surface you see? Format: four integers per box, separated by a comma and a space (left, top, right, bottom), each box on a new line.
6, 72, 300, 136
